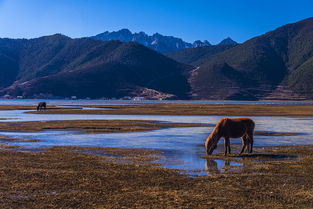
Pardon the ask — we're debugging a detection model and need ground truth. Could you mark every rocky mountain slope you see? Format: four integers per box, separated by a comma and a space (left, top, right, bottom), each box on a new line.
90, 29, 235, 53
218, 37, 237, 45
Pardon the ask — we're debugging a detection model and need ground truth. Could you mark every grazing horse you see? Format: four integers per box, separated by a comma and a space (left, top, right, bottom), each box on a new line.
37, 102, 47, 111
205, 118, 255, 156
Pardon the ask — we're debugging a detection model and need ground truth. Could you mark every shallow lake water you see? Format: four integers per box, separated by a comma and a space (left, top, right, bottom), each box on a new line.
0, 100, 313, 175
1, 99, 313, 106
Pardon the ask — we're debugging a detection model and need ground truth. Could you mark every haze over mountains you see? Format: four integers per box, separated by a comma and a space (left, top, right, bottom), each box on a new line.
90, 29, 237, 53
0, 17, 313, 100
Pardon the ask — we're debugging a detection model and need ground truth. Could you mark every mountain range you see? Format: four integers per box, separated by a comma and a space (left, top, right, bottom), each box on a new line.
90, 29, 237, 53
0, 17, 313, 100
0, 35, 192, 99
176, 17, 313, 100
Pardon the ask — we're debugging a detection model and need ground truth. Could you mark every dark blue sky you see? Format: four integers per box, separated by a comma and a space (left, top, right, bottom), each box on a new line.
0, 0, 312, 44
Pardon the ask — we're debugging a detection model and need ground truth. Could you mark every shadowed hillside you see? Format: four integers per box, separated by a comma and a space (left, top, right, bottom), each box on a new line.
188, 17, 313, 100
0, 35, 192, 99
166, 45, 236, 66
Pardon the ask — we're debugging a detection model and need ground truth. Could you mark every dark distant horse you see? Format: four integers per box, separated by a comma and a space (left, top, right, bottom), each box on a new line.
37, 102, 47, 111
205, 118, 255, 156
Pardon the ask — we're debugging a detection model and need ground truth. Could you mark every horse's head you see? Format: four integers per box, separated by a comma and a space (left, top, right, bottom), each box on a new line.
205, 120, 225, 155
205, 133, 219, 155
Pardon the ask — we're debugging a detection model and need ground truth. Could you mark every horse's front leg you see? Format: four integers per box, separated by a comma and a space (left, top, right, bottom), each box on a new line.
224, 138, 230, 156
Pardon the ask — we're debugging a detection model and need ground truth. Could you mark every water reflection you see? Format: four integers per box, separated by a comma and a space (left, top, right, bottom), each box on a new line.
205, 159, 242, 174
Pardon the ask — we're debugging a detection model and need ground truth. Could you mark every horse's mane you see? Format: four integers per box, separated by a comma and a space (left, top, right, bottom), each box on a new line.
208, 118, 229, 144
211, 118, 228, 137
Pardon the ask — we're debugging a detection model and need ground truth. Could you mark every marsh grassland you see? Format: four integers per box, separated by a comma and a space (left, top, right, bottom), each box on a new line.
0, 120, 208, 133
0, 146, 313, 208
0, 103, 313, 208
28, 103, 313, 116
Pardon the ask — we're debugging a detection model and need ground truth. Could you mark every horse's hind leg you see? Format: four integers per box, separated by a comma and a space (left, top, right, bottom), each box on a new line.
240, 136, 247, 155
248, 134, 254, 153
242, 134, 251, 153
246, 136, 250, 153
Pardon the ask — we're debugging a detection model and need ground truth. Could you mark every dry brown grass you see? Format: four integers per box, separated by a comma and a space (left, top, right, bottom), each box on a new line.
28, 103, 313, 116
254, 131, 300, 136
0, 144, 21, 149
0, 120, 297, 136
0, 105, 39, 110
0, 146, 313, 208
0, 120, 209, 133
0, 105, 80, 110
0, 135, 40, 142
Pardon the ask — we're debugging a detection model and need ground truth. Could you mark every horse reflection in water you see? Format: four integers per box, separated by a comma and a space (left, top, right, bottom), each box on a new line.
205, 158, 245, 175
205, 118, 255, 156
205, 159, 221, 174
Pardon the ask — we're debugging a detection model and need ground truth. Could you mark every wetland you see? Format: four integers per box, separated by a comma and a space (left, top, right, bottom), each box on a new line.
1, 100, 313, 208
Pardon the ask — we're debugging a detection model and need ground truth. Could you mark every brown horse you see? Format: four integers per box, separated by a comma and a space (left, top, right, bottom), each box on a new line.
205, 117, 255, 156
